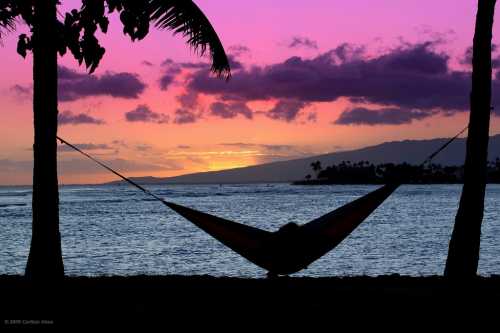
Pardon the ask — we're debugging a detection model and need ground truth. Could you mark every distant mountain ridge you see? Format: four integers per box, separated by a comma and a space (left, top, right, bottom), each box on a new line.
106, 134, 500, 185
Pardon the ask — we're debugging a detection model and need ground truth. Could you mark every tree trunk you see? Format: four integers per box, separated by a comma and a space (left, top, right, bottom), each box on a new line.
25, 0, 64, 280
444, 0, 496, 278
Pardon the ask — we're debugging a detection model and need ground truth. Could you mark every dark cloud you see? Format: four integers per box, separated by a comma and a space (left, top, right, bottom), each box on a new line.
335, 107, 436, 125
210, 101, 253, 119
188, 41, 491, 116
159, 56, 241, 91
227, 55, 244, 70
159, 74, 176, 90
58, 66, 85, 80
159, 63, 182, 90
58, 111, 105, 125
174, 108, 200, 124
288, 36, 318, 50
177, 91, 199, 109
142, 60, 154, 67
177, 145, 191, 149
125, 105, 169, 124
267, 100, 309, 122
58, 143, 112, 152
460, 44, 500, 68
330, 43, 366, 63
179, 62, 210, 69
58, 66, 146, 101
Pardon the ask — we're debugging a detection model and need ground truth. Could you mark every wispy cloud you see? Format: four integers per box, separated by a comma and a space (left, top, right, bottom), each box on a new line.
287, 36, 318, 50
58, 111, 105, 125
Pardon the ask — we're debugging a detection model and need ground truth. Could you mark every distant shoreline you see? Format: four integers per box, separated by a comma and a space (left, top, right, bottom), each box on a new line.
291, 180, 500, 185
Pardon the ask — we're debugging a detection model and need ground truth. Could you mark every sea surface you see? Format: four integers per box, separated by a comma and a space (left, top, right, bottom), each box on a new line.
1, 184, 499, 277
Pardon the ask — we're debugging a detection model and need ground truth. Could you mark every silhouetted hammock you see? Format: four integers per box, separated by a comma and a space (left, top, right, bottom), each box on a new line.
56, 126, 466, 276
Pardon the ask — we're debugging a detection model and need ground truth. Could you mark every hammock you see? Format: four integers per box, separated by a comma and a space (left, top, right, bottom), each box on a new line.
163, 184, 398, 275
56, 126, 466, 275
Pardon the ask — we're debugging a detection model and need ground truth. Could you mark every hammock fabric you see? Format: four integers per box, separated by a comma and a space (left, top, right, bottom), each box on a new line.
56, 126, 466, 275
163, 183, 398, 275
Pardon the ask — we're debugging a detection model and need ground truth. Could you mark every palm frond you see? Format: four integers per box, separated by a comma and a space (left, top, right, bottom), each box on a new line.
0, 3, 17, 41
149, 0, 231, 79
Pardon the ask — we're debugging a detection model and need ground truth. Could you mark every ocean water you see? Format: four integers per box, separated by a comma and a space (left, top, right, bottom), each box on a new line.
0, 183, 499, 278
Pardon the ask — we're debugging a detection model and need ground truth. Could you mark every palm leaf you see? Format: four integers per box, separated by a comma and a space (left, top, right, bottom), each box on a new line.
0, 3, 17, 41
148, 0, 231, 79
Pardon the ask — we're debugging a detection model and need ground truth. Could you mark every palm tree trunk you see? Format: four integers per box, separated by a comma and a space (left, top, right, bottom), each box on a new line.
25, 0, 64, 280
444, 0, 496, 278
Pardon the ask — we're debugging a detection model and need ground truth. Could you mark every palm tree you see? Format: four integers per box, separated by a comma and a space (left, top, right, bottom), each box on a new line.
311, 160, 323, 178
445, 0, 496, 278
0, 0, 230, 281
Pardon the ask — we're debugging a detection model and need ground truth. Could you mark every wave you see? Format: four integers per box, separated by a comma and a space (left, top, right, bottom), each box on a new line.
0, 192, 30, 197
0, 203, 27, 208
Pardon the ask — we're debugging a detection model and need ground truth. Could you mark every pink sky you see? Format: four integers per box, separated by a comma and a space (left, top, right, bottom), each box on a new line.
1, 0, 499, 185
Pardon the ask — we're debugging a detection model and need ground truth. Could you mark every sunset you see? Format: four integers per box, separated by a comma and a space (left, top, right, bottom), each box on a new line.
0, 0, 497, 184
1, 0, 500, 328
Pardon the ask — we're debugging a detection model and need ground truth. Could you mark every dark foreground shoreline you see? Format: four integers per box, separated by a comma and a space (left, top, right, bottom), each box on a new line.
1, 275, 500, 328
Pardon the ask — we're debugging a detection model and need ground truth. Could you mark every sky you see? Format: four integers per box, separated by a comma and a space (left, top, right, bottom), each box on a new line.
1, 0, 500, 185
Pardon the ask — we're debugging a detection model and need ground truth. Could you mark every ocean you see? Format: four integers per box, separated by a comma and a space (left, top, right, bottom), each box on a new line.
1, 183, 499, 277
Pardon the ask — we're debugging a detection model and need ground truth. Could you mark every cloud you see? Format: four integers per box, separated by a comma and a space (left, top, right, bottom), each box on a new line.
187, 41, 494, 118
210, 101, 253, 119
58, 158, 182, 174
460, 44, 500, 68
177, 145, 191, 149
219, 143, 296, 152
136, 144, 153, 152
58, 143, 112, 152
217, 142, 313, 164
159, 64, 182, 90
288, 36, 318, 50
0, 157, 182, 175
0, 159, 32, 172
125, 105, 169, 124
335, 107, 436, 125
112, 140, 128, 148
11, 84, 32, 97
142, 60, 154, 67
159, 55, 242, 91
58, 66, 146, 101
306, 112, 317, 123
173, 108, 200, 124
266, 100, 309, 122
58, 111, 105, 125
159, 75, 176, 90
228, 45, 251, 57
177, 91, 199, 110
